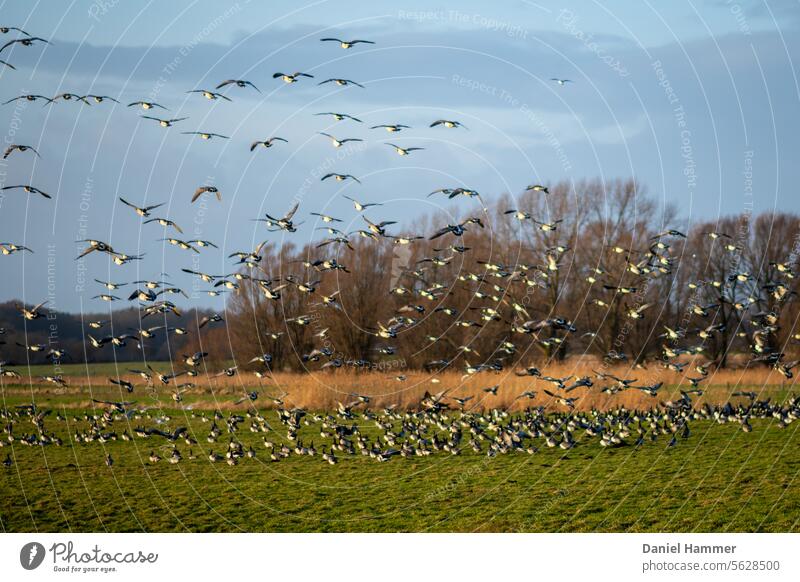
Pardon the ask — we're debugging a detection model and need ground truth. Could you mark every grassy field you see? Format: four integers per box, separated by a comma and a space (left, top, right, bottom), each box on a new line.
1, 363, 799, 532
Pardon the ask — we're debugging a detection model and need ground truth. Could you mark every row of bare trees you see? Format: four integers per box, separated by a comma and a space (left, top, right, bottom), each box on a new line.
216, 178, 799, 372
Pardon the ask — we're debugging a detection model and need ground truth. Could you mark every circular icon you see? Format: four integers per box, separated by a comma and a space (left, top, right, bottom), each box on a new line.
20, 542, 46, 570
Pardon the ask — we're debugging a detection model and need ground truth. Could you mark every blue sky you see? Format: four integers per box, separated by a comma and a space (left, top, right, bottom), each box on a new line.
0, 0, 798, 311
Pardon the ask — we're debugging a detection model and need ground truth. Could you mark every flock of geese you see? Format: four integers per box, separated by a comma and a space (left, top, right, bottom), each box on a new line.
1, 26, 799, 468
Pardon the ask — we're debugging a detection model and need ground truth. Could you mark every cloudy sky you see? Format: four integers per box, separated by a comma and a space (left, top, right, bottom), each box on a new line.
0, 0, 798, 312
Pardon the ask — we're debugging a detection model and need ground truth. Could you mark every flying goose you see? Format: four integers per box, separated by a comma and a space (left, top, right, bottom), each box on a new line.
128, 100, 167, 110
386, 143, 424, 156
3, 94, 54, 105
143, 217, 183, 233
258, 201, 301, 232
250, 137, 287, 151
0, 26, 30, 35
119, 197, 164, 217
371, 124, 409, 132
430, 119, 467, 129
50, 92, 91, 104
343, 195, 381, 211
550, 78, 572, 86
526, 184, 549, 194
186, 89, 231, 101
321, 172, 360, 183
314, 112, 361, 122
319, 78, 365, 88
0, 242, 33, 254
1, 185, 51, 199
216, 79, 260, 92
141, 115, 187, 127
318, 132, 363, 147
192, 186, 220, 203
182, 131, 229, 140
320, 38, 375, 49
0, 36, 49, 52
273, 71, 314, 83
3, 144, 40, 159
84, 94, 119, 104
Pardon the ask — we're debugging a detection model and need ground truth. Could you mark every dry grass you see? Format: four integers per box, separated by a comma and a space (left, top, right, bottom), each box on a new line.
9, 357, 797, 412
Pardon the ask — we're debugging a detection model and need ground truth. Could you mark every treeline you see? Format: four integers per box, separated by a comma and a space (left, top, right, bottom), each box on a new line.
226, 178, 800, 371
0, 303, 209, 364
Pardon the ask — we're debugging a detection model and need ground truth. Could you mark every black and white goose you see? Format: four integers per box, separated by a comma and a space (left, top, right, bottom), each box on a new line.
320, 38, 375, 49
318, 78, 365, 88
314, 112, 361, 122
1, 184, 51, 199
430, 119, 467, 129
3, 144, 39, 159
250, 137, 287, 151
318, 132, 363, 148
216, 79, 260, 92
186, 89, 231, 101
386, 143, 424, 156
119, 197, 164, 217
141, 115, 187, 127
273, 71, 314, 83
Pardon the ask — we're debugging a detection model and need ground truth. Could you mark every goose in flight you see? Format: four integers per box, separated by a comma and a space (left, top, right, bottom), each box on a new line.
187, 89, 231, 101
651, 229, 687, 239
143, 217, 183, 233
3, 144, 39, 159
250, 137, 287, 151
119, 197, 164, 217
18, 300, 47, 320
318, 132, 363, 148
258, 202, 301, 232
182, 131, 229, 140
1, 184, 51, 199
84, 94, 119, 104
314, 112, 362, 123
310, 212, 342, 223
320, 38, 375, 49
192, 186, 220, 203
216, 79, 260, 92
141, 115, 187, 127
0, 27, 30, 35
386, 143, 424, 156
551, 78, 572, 86
343, 195, 381, 211
430, 119, 467, 129
0, 36, 49, 53
128, 100, 167, 110
1, 242, 33, 255
371, 124, 409, 132
273, 71, 314, 83
526, 183, 549, 194
322, 172, 360, 183
3, 94, 54, 105
50, 92, 91, 105
318, 78, 365, 88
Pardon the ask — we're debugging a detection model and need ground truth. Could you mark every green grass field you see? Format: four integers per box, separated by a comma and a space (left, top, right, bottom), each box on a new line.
1, 402, 799, 532
2, 362, 800, 532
